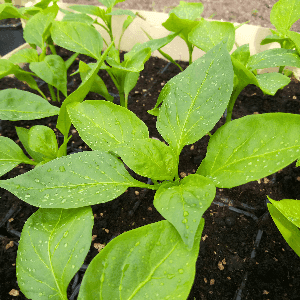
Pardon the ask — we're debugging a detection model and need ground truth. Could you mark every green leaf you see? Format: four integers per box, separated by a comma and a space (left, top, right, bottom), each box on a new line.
162, 13, 199, 45
8, 48, 39, 64
28, 125, 58, 159
78, 219, 204, 300
30, 55, 68, 97
62, 12, 95, 25
69, 4, 105, 18
169, 1, 204, 20
98, 0, 125, 8
268, 201, 300, 256
0, 151, 144, 208
156, 41, 233, 157
268, 197, 300, 227
154, 174, 215, 249
260, 33, 292, 47
247, 48, 300, 71
0, 59, 19, 79
124, 32, 179, 61
0, 3, 23, 20
17, 207, 93, 300
107, 9, 136, 17
77, 61, 114, 102
231, 44, 250, 66
51, 21, 103, 59
0, 136, 33, 176
256, 73, 291, 95
189, 19, 235, 53
0, 89, 59, 121
23, 4, 59, 49
197, 113, 300, 188
67, 100, 148, 151
16, 127, 47, 164
287, 31, 300, 55
113, 138, 177, 181
270, 0, 300, 35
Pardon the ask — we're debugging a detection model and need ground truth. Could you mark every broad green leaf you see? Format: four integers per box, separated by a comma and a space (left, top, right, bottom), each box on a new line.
260, 33, 293, 48
23, 4, 59, 49
154, 174, 215, 249
78, 219, 204, 300
124, 32, 179, 61
256, 73, 291, 95
189, 19, 235, 53
28, 125, 58, 159
197, 113, 300, 188
0, 136, 33, 177
78, 61, 114, 102
270, 0, 300, 35
17, 207, 93, 300
123, 47, 151, 70
62, 12, 95, 25
268, 202, 300, 256
157, 41, 233, 157
268, 197, 300, 228
0, 151, 145, 208
0, 3, 23, 20
34, 0, 59, 9
16, 127, 48, 164
107, 9, 135, 17
0, 89, 59, 121
231, 44, 250, 66
56, 42, 114, 137
51, 21, 103, 59
67, 100, 148, 151
247, 48, 300, 71
287, 30, 300, 55
30, 55, 68, 97
8, 48, 39, 64
169, 1, 204, 20
113, 138, 177, 181
69, 4, 105, 18
162, 13, 199, 45
18, 6, 41, 16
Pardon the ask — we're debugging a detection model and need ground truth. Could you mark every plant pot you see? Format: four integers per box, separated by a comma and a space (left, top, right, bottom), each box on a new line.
0, 19, 25, 57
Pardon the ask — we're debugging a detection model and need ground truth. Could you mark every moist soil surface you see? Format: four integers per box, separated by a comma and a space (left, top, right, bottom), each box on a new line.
1, 45, 300, 300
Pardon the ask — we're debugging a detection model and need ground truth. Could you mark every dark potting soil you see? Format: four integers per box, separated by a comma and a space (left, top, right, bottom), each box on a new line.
0, 46, 300, 300
0, 18, 22, 27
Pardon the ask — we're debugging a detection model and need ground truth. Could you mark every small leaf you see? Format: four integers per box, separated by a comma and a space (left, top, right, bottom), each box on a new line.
0, 89, 59, 121
107, 9, 135, 17
0, 3, 23, 20
256, 73, 291, 95
23, 4, 58, 49
270, 0, 300, 35
8, 48, 39, 64
67, 100, 149, 151
28, 125, 58, 159
0, 136, 33, 176
98, 0, 125, 8
69, 4, 105, 18
113, 138, 177, 180
189, 19, 235, 53
78, 219, 204, 300
268, 197, 300, 228
17, 207, 93, 300
197, 113, 300, 188
30, 55, 68, 97
157, 41, 233, 157
0, 59, 19, 79
287, 30, 300, 55
169, 1, 204, 20
268, 201, 300, 256
154, 174, 215, 249
0, 151, 144, 208
247, 48, 300, 71
51, 21, 103, 59
231, 44, 250, 66
62, 12, 95, 25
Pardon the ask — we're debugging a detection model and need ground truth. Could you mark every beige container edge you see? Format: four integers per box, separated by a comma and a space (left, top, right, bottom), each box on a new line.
3, 1, 300, 79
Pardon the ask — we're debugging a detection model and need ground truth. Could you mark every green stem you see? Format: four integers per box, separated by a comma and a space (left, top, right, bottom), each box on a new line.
39, 45, 47, 61
48, 84, 57, 102
279, 66, 284, 73
119, 91, 125, 107
225, 85, 245, 123
49, 44, 57, 55
57, 88, 60, 103
65, 52, 79, 70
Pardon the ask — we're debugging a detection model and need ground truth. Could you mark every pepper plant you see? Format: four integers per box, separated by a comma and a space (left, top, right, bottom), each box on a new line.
1, 40, 300, 299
